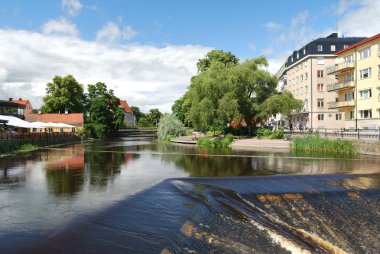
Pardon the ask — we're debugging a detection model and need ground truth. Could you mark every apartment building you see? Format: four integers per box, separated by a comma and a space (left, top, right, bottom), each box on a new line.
326, 33, 380, 130
277, 33, 366, 129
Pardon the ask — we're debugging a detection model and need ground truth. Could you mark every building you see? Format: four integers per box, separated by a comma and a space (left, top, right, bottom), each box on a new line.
26, 113, 84, 132
119, 100, 136, 127
0, 98, 33, 120
277, 33, 366, 129
326, 33, 380, 130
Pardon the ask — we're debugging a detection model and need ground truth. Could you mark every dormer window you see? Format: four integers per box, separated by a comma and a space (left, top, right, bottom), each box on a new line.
317, 45, 323, 52
303, 48, 306, 54
297, 52, 299, 59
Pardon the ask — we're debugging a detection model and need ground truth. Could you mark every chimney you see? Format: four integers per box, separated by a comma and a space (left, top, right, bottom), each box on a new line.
9, 98, 13, 101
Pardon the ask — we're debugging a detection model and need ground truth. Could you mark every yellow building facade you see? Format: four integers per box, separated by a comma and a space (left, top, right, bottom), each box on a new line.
327, 34, 380, 129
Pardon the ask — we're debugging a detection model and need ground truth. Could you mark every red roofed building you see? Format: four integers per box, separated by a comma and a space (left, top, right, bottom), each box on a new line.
0, 98, 33, 120
26, 113, 84, 132
119, 100, 136, 127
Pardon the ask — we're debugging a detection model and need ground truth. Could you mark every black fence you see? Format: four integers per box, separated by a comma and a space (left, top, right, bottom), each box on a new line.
285, 128, 380, 140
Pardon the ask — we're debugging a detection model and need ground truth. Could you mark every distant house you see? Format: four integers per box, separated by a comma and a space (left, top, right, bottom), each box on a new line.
0, 98, 33, 120
119, 100, 136, 127
26, 112, 84, 132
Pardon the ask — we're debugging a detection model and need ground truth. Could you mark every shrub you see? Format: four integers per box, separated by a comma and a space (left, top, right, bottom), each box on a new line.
256, 128, 272, 137
157, 114, 186, 141
197, 134, 234, 148
270, 129, 284, 139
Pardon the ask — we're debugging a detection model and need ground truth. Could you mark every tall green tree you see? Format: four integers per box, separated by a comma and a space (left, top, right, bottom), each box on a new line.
196, 49, 239, 73
137, 108, 163, 127
262, 91, 303, 117
41, 75, 84, 113
182, 53, 278, 134
85, 82, 124, 138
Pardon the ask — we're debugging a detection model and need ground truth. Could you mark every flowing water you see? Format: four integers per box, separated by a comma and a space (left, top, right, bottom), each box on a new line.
1, 137, 380, 253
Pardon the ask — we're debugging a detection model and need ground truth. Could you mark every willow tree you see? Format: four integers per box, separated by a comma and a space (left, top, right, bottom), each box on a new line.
184, 54, 277, 134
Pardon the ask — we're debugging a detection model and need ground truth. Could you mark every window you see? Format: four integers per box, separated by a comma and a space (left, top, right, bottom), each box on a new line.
303, 48, 306, 55
317, 99, 324, 107
317, 45, 323, 52
291, 56, 293, 62
344, 73, 354, 82
344, 54, 354, 63
349, 111, 355, 120
344, 45, 349, 49
301, 75, 303, 81
336, 113, 342, 120
304, 61, 308, 67
359, 89, 372, 99
360, 109, 372, 119
331, 45, 336, 51
378, 65, 380, 76
345, 92, 354, 101
360, 68, 371, 79
297, 52, 299, 59
317, 70, 324, 77
360, 47, 371, 59
317, 57, 324, 65
317, 83, 324, 91
305, 73, 308, 80
318, 114, 324, 120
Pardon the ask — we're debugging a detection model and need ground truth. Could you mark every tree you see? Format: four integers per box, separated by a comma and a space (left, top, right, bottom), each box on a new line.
157, 114, 186, 140
180, 53, 278, 134
137, 108, 163, 127
262, 91, 303, 117
196, 50, 239, 73
130, 106, 144, 123
41, 75, 84, 113
85, 82, 124, 138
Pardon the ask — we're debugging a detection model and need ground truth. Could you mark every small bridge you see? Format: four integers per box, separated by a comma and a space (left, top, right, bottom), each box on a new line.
110, 129, 157, 137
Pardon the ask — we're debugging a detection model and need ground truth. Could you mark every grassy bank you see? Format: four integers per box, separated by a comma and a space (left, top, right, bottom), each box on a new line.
0, 137, 80, 157
292, 135, 357, 155
197, 134, 234, 148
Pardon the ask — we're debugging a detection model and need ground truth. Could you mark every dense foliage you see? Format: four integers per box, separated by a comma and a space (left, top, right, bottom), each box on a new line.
173, 50, 302, 135
157, 114, 186, 140
197, 133, 234, 148
85, 82, 125, 138
137, 108, 163, 128
41, 75, 85, 113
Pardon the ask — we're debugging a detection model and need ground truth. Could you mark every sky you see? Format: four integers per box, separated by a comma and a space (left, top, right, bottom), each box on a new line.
0, 0, 379, 113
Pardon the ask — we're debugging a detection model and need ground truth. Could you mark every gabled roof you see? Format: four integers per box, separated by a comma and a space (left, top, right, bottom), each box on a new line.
11, 100, 30, 106
26, 113, 84, 125
335, 33, 380, 55
120, 100, 133, 114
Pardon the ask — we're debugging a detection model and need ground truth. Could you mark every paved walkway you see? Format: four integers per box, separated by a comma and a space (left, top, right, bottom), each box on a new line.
230, 138, 291, 150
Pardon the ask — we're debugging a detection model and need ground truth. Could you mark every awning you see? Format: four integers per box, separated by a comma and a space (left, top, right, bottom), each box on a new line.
31, 122, 75, 128
0, 115, 44, 128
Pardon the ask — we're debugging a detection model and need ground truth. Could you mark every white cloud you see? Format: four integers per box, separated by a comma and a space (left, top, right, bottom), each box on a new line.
96, 22, 137, 44
61, 0, 83, 17
338, 0, 380, 37
42, 18, 79, 37
263, 22, 282, 31
0, 29, 210, 113
261, 47, 274, 56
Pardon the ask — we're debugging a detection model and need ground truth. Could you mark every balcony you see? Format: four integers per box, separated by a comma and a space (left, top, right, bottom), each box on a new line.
327, 100, 355, 109
326, 80, 355, 92
326, 62, 355, 75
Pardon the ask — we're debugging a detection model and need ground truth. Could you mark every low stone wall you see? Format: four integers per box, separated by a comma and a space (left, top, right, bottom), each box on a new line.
352, 140, 380, 156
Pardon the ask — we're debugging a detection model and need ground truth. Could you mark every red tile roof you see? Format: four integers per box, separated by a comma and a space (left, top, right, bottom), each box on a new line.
120, 100, 133, 114
26, 113, 84, 126
335, 33, 380, 55
11, 100, 30, 106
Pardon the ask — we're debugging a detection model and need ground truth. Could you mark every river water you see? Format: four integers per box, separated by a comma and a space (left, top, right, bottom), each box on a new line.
1, 137, 380, 253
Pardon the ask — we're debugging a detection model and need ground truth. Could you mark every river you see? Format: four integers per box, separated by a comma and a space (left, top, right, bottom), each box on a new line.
1, 137, 380, 253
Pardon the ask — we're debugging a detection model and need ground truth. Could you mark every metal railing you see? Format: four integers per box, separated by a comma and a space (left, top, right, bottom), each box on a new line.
285, 128, 380, 140
327, 100, 355, 109
326, 62, 355, 75
326, 80, 355, 92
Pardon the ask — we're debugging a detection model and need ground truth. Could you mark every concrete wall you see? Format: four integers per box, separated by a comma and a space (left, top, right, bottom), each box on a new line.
352, 139, 380, 156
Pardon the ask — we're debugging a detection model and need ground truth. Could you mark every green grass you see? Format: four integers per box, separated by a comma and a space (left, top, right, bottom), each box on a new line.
292, 135, 357, 155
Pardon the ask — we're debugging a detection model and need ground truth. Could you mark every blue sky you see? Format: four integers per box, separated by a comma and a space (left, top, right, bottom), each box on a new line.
0, 0, 379, 112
